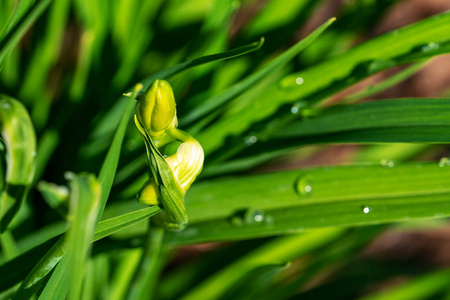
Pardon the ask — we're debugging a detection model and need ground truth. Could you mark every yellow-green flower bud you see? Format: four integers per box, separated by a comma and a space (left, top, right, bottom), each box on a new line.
136, 138, 204, 206
165, 138, 204, 192
135, 80, 176, 140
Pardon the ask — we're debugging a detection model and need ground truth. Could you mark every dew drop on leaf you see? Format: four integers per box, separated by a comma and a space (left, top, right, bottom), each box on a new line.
296, 176, 313, 197
245, 135, 258, 146
245, 209, 265, 224
438, 157, 450, 167
380, 159, 395, 168
421, 42, 439, 53
362, 206, 371, 214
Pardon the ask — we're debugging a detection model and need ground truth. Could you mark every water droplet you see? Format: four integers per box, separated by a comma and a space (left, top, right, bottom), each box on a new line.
296, 176, 313, 196
229, 209, 266, 227
421, 42, 439, 53
245, 209, 265, 224
295, 77, 304, 85
290, 106, 299, 114
362, 206, 371, 214
380, 159, 395, 168
245, 135, 258, 146
31, 151, 37, 157
439, 157, 450, 167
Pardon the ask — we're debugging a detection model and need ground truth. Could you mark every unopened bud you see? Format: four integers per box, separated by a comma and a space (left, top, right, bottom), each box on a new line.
165, 138, 204, 192
135, 80, 177, 140
137, 138, 204, 207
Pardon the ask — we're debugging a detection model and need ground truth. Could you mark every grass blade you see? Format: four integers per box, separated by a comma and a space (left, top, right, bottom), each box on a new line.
127, 225, 165, 300
0, 0, 53, 68
182, 228, 344, 299
273, 98, 450, 145
342, 60, 429, 103
0, 95, 36, 232
108, 249, 142, 300
65, 173, 101, 300
163, 161, 450, 245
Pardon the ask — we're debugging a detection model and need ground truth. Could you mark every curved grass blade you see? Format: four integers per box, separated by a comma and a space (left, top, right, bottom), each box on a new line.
143, 37, 264, 87
0, 95, 36, 232
36, 181, 69, 218
180, 18, 335, 126
163, 162, 450, 245
0, 0, 53, 68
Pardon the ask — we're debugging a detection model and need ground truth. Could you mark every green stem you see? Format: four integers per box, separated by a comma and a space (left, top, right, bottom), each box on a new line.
127, 220, 165, 300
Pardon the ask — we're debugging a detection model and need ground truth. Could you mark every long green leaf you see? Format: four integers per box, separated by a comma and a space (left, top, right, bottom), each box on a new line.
0, 95, 36, 232
93, 206, 161, 242
163, 162, 450, 245
273, 98, 450, 144
209, 98, 450, 172
65, 173, 101, 300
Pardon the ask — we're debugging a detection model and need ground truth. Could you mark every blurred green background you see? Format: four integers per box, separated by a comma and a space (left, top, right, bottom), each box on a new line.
2, 0, 450, 299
